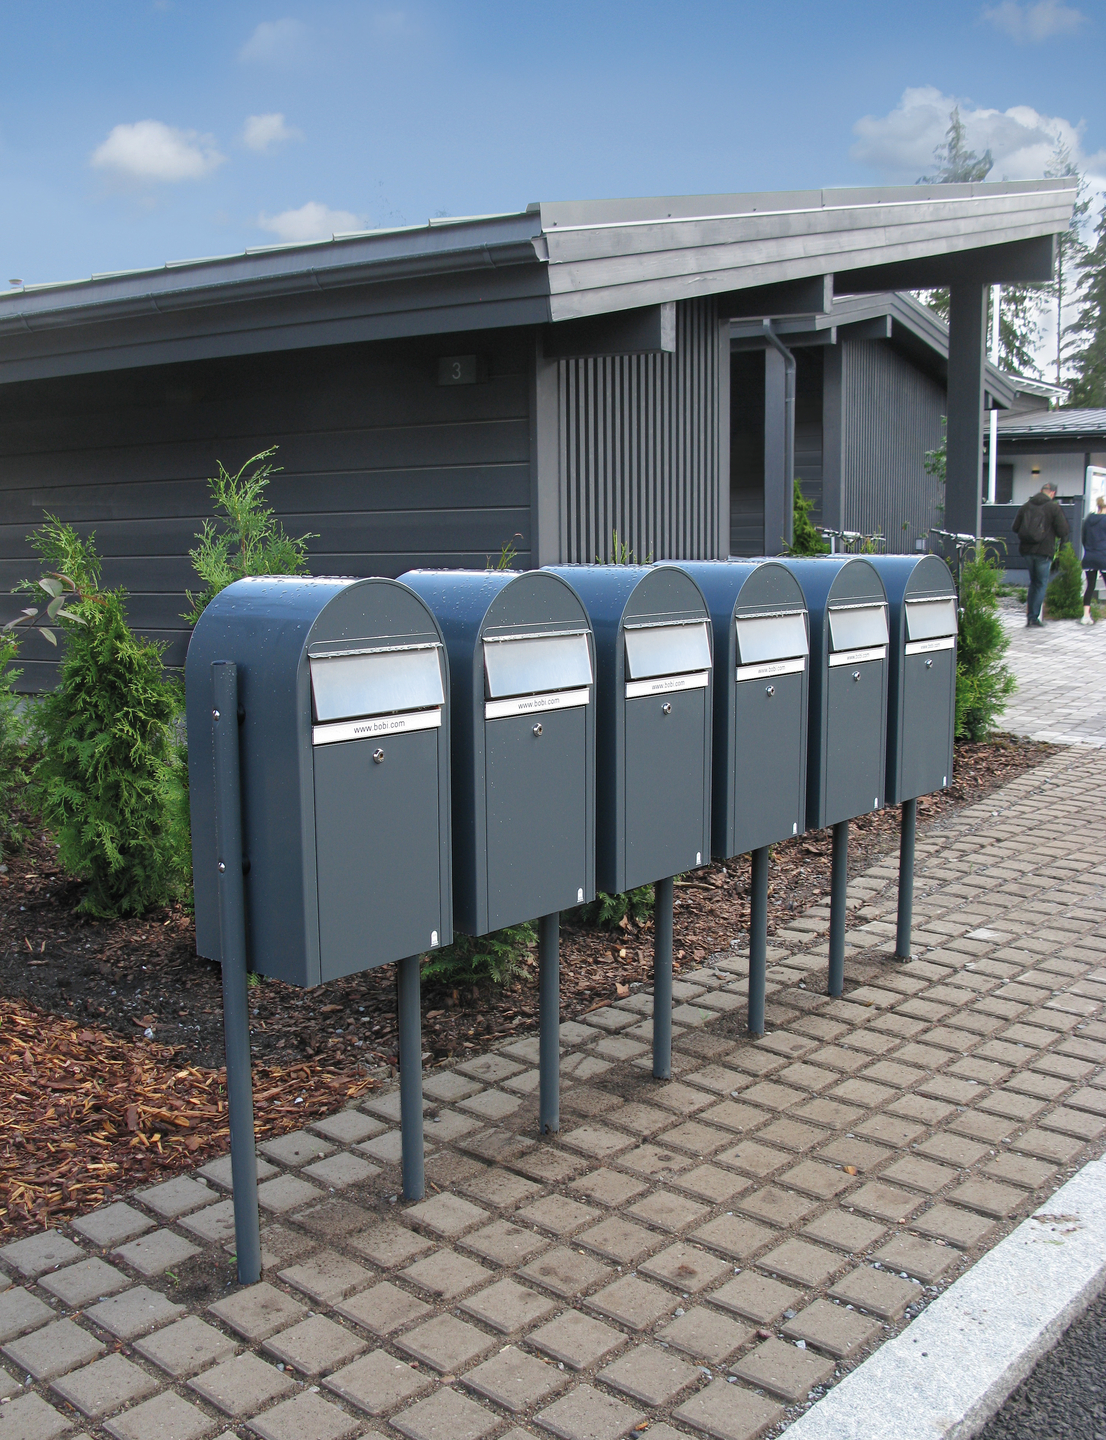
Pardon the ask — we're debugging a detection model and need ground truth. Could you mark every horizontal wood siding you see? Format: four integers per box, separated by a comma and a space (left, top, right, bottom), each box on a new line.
0, 333, 532, 690
559, 299, 725, 563
841, 338, 946, 553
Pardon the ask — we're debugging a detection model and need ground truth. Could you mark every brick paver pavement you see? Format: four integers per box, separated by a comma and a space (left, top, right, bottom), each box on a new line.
1, 747, 1104, 1438
999, 601, 1106, 745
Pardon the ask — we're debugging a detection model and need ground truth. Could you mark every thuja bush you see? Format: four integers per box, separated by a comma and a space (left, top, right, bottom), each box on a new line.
25, 519, 190, 916
1045, 543, 1084, 619
787, 477, 829, 556
574, 885, 655, 929
421, 922, 537, 989
0, 635, 28, 853
955, 550, 1016, 741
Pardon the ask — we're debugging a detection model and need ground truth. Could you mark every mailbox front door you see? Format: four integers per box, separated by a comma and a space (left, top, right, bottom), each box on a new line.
314, 731, 442, 980
825, 660, 885, 826
624, 688, 707, 889
733, 670, 804, 852
900, 647, 955, 798
485, 706, 588, 930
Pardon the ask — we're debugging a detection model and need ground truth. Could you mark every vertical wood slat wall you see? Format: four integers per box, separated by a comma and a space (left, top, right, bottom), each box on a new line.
557, 299, 725, 563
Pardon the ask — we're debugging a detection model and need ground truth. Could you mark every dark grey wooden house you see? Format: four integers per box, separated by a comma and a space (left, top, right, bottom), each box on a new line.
0, 180, 1073, 689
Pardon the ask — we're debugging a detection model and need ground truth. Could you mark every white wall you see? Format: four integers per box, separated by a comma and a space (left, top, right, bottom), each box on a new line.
1009, 451, 1106, 504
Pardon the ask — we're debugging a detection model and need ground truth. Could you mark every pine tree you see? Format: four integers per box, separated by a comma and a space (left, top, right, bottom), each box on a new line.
1044, 138, 1092, 392
1067, 203, 1106, 406
918, 107, 994, 184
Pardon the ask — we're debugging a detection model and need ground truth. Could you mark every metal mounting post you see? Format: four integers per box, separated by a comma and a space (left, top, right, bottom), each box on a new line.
397, 953, 425, 1201
748, 847, 769, 1037
828, 819, 849, 998
211, 662, 262, 1286
539, 913, 560, 1134
895, 798, 917, 960
653, 876, 674, 1079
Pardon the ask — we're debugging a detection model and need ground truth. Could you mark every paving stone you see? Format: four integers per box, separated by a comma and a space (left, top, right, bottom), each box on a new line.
639, 1242, 730, 1293
189, 1351, 297, 1416
347, 1221, 433, 1268
195, 1154, 280, 1190
112, 1229, 199, 1279
177, 1199, 237, 1245
82, 1285, 182, 1343
396, 1313, 497, 1373
462, 1343, 571, 1412
511, 1147, 589, 1185
880, 1156, 958, 1194
262, 1312, 367, 1377
870, 1233, 960, 1283
406, 1194, 490, 1242
947, 1178, 1026, 1218
586, 1275, 675, 1330
563, 1088, 625, 1119
714, 1141, 789, 1178
209, 1281, 308, 1342
71, 1204, 154, 1250
846, 1180, 923, 1223
697, 1102, 770, 1135
38, 1258, 128, 1308
424, 1108, 482, 1143
735, 1186, 817, 1228
520, 1196, 601, 1236
828, 1265, 919, 1319
800, 1210, 887, 1254
536, 1382, 643, 1440
778, 1160, 854, 1200
0, 1394, 74, 1440
755, 1118, 828, 1153
460, 1089, 524, 1121
569, 1170, 647, 1207
855, 1114, 926, 1147
335, 1280, 431, 1337
1041, 1106, 1106, 1139
134, 1315, 239, 1377
393, 1385, 500, 1440
690, 1215, 774, 1261
104, 1390, 219, 1440
577, 1218, 658, 1266
309, 1109, 387, 1146
628, 1190, 709, 1233
138, 1177, 218, 1219
50, 1352, 158, 1420
600, 1343, 699, 1406
460, 1169, 543, 1210
759, 1237, 844, 1288
981, 1152, 1057, 1188
256, 1176, 325, 1214
0, 1234, 84, 1281
658, 1305, 753, 1365
247, 1390, 364, 1440
456, 1052, 526, 1082
782, 1297, 880, 1359
608, 1103, 677, 1136
529, 1310, 628, 1369
303, 1152, 381, 1189
730, 1335, 835, 1401
914, 1134, 989, 1167
460, 1277, 558, 1334
3, 1318, 104, 1381
289, 1199, 375, 1241
676, 1166, 752, 1205
278, 1251, 375, 1306
0, 1366, 19, 1400
1010, 1128, 1084, 1162
461, 1219, 549, 1268
401, 1250, 493, 1301
657, 1122, 732, 1157
911, 1202, 996, 1248
673, 1375, 782, 1440
561, 1125, 635, 1161
711, 1271, 802, 1324
617, 1144, 690, 1180
518, 1247, 611, 1299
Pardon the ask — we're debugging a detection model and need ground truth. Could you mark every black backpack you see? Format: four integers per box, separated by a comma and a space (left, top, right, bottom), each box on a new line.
1018, 501, 1051, 544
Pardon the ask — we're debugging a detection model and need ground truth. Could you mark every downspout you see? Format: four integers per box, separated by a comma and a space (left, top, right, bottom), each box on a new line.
987, 284, 1001, 505
763, 320, 796, 549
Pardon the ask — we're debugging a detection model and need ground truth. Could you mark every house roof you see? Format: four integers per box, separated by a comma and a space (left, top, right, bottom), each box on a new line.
0, 179, 1075, 386
996, 408, 1106, 438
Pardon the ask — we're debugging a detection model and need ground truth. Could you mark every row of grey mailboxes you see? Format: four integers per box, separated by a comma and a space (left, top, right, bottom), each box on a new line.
186, 554, 958, 990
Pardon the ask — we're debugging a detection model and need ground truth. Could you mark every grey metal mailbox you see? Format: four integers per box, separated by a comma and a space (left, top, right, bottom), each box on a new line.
868, 554, 958, 960
678, 560, 808, 1036
545, 564, 712, 1079
779, 556, 889, 996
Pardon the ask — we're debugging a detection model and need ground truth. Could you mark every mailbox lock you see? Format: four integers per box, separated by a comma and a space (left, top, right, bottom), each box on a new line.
373, 748, 385, 764
662, 702, 672, 715
765, 684, 775, 698
532, 723, 543, 737
852, 670, 861, 682
924, 658, 934, 669
212, 709, 220, 721
217, 861, 226, 873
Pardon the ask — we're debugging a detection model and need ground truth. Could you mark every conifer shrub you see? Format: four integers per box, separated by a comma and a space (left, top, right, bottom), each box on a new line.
25, 519, 189, 916
421, 922, 537, 988
573, 885, 655, 929
787, 478, 830, 556
955, 550, 1016, 741
0, 635, 28, 854
1045, 543, 1084, 619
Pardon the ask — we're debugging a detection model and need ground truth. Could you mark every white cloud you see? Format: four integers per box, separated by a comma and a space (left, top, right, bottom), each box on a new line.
982, 0, 1088, 42
851, 85, 1106, 194
257, 201, 363, 242
239, 18, 308, 64
90, 120, 225, 183
242, 113, 303, 152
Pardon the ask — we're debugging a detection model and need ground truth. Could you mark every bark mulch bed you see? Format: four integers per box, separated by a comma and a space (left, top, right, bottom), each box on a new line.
0, 733, 1049, 1238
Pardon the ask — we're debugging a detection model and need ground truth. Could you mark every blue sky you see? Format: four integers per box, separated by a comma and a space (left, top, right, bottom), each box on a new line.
2, 0, 1104, 288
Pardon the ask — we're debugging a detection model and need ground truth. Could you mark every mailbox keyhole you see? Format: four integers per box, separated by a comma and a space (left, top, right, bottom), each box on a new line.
373, 748, 385, 764
662, 702, 672, 715
765, 684, 775, 698
852, 670, 861, 682
532, 723, 543, 737
924, 658, 934, 668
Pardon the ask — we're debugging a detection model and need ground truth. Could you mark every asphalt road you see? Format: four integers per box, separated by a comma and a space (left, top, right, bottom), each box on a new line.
977, 1285, 1106, 1440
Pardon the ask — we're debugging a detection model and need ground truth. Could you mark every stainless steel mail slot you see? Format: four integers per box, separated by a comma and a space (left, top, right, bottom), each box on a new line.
310, 645, 444, 723
735, 611, 808, 666
624, 621, 711, 680
483, 631, 592, 699
827, 604, 888, 652
905, 596, 958, 641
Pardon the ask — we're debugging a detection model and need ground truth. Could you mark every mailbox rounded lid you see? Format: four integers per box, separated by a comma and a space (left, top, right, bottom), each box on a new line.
545, 563, 708, 631
401, 568, 591, 637
779, 555, 887, 612
866, 553, 956, 607
678, 559, 805, 620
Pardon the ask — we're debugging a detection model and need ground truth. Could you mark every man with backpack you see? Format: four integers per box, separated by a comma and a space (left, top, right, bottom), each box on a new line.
1013, 479, 1069, 627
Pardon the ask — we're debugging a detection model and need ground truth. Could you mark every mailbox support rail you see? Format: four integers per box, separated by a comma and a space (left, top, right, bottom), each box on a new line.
828, 820, 849, 998
653, 877, 674, 1080
539, 913, 560, 1133
211, 662, 263, 1287
397, 954, 425, 1201
748, 847, 769, 1037
896, 797, 917, 960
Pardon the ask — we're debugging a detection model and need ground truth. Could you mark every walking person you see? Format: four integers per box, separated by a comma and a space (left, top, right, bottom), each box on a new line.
1081, 494, 1106, 625
1013, 479, 1069, 627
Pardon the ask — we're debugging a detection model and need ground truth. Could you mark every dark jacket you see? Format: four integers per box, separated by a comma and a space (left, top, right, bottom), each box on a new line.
1013, 491, 1070, 556
1083, 511, 1106, 570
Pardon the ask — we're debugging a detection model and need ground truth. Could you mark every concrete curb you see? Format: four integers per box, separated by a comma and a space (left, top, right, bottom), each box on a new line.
780, 1156, 1106, 1440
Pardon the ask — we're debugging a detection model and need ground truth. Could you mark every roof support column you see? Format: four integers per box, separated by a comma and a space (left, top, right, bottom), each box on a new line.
529, 335, 564, 566
821, 344, 844, 533
946, 284, 987, 537
763, 327, 795, 554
